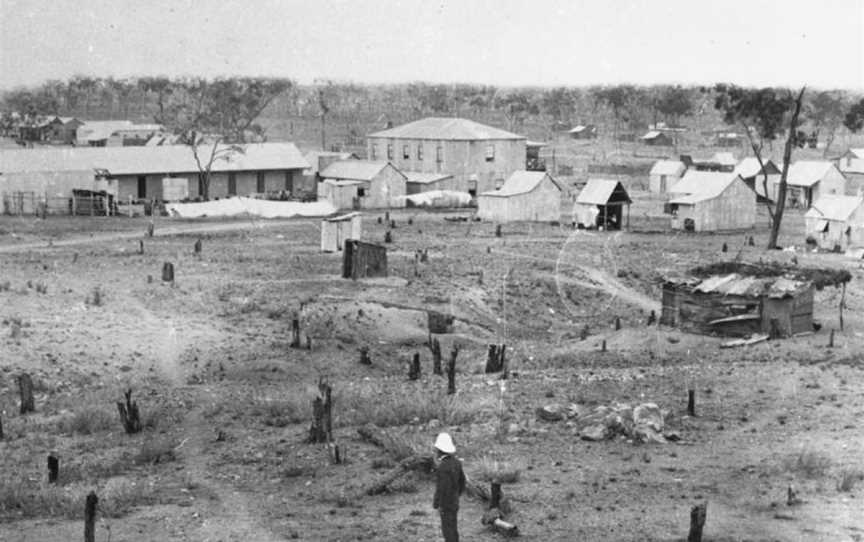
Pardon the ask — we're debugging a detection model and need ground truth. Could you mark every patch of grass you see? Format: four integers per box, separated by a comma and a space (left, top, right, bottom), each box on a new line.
836, 467, 864, 492
475, 455, 522, 484
337, 385, 491, 428
0, 475, 154, 519
57, 405, 116, 435
250, 396, 307, 428
135, 437, 178, 465
142, 402, 185, 432
783, 450, 832, 479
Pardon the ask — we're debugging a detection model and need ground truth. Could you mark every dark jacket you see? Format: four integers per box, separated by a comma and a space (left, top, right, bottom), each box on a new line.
433, 455, 466, 511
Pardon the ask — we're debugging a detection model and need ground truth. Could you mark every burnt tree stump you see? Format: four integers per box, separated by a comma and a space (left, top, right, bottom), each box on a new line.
485, 344, 507, 374
408, 352, 421, 381
390, 219, 396, 229
615, 316, 621, 330
429, 336, 443, 375
495, 225, 502, 238
384, 231, 393, 244
290, 318, 301, 348
721, 243, 728, 253
647, 310, 656, 325
162, 262, 174, 283
117, 388, 142, 434
385, 211, 390, 222
447, 345, 459, 395
138, 240, 144, 255
687, 389, 696, 417
47, 454, 59, 484
18, 373, 35, 414
146, 222, 154, 237
580, 325, 589, 341
306, 335, 312, 350
0, 413, 4, 439
377, 216, 382, 224
308, 379, 333, 443
748, 236, 755, 246
828, 329, 835, 348
359, 346, 372, 365
194, 238, 202, 254
84, 491, 98, 542
408, 217, 413, 225
601, 339, 607, 352
688, 502, 708, 542
490, 482, 502, 509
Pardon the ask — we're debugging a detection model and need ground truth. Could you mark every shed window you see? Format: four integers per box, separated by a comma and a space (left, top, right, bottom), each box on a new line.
387, 144, 393, 160
371, 144, 378, 160
417, 145, 423, 161
358, 187, 366, 198
402, 145, 410, 159
436, 146, 443, 163
485, 145, 495, 162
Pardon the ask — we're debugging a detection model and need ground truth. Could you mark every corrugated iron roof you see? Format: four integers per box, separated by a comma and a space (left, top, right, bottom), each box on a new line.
575, 178, 631, 205
0, 142, 309, 175
368, 117, 524, 140
320, 160, 394, 182
804, 194, 864, 222
650, 160, 685, 176
672, 273, 810, 298
479, 171, 559, 197
77, 120, 135, 141
669, 170, 742, 202
404, 171, 453, 184
785, 161, 836, 187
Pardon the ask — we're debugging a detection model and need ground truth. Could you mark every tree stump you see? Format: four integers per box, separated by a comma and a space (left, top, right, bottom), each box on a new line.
408, 352, 421, 381
384, 231, 392, 244
0, 413, 4, 439
420, 249, 428, 263
688, 502, 708, 542
495, 225, 502, 238
330, 442, 344, 465
48, 454, 59, 484
485, 344, 507, 374
308, 378, 333, 444
117, 388, 142, 434
194, 238, 202, 254
429, 336, 443, 375
687, 389, 696, 417
162, 262, 174, 283
721, 242, 728, 253
359, 346, 372, 365
385, 211, 390, 222
138, 240, 144, 255
748, 236, 755, 246
377, 216, 382, 224
580, 325, 589, 341
84, 491, 98, 542
647, 310, 656, 325
18, 373, 35, 414
490, 482, 502, 509
601, 339, 607, 352
290, 318, 301, 348
447, 345, 459, 395
306, 335, 312, 350
828, 329, 835, 348
408, 217, 413, 225
390, 219, 396, 229
146, 222, 154, 237
615, 316, 621, 330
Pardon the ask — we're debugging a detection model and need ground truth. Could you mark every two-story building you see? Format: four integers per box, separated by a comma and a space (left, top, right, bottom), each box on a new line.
366, 117, 526, 195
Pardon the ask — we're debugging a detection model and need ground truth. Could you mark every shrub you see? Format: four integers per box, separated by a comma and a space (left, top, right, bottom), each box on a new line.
142, 402, 185, 432
86, 286, 103, 306
783, 450, 832, 479
0, 475, 154, 519
250, 396, 306, 428
135, 437, 177, 465
57, 406, 115, 435
836, 467, 864, 492
337, 385, 490, 428
475, 455, 521, 484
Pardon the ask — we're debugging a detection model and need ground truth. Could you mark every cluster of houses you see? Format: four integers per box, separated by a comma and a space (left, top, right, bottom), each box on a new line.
12, 115, 171, 147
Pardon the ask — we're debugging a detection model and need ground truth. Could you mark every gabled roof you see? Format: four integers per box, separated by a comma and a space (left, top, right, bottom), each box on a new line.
650, 160, 686, 176
404, 171, 453, 184
479, 171, 560, 197
783, 161, 839, 187
0, 142, 309, 176
669, 171, 742, 204
804, 194, 864, 222
576, 178, 631, 205
368, 117, 524, 141
734, 157, 780, 179
77, 120, 136, 141
845, 148, 864, 159
320, 160, 397, 182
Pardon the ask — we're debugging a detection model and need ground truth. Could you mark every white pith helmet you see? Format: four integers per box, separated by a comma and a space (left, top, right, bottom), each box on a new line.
434, 432, 456, 454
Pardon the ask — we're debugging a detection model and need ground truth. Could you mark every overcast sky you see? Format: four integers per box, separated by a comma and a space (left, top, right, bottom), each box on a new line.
1, 0, 862, 90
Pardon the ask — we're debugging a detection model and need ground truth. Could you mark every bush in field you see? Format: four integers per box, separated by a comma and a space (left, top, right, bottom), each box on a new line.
250, 396, 307, 427
135, 437, 178, 465
86, 286, 103, 306
783, 450, 832, 479
142, 402, 185, 432
836, 467, 864, 492
337, 385, 491, 428
57, 406, 115, 435
475, 455, 521, 484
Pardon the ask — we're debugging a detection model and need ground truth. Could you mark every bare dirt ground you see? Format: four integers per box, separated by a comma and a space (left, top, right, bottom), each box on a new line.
1, 207, 863, 541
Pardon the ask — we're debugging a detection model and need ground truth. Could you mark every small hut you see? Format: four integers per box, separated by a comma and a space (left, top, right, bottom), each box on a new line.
804, 194, 864, 251
321, 212, 362, 252
573, 179, 632, 230
342, 240, 387, 279
649, 160, 686, 193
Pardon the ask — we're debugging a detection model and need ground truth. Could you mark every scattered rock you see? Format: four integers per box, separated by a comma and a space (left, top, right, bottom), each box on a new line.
536, 404, 564, 422
580, 424, 608, 441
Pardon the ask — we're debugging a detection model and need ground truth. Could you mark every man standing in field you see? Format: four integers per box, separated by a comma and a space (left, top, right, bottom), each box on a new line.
433, 432, 466, 542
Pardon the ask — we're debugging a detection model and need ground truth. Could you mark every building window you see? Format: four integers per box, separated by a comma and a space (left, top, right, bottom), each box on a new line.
486, 145, 495, 162
417, 145, 423, 161
436, 146, 443, 163
402, 145, 410, 159
137, 176, 146, 199
358, 187, 366, 197
371, 144, 378, 160
387, 144, 393, 160
228, 173, 237, 196
494, 178, 504, 189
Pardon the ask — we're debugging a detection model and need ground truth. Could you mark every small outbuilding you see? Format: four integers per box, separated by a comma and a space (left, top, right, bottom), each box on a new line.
321, 212, 362, 252
776, 161, 847, 208
804, 194, 864, 251
648, 160, 686, 193
342, 240, 387, 279
476, 171, 562, 222
641, 131, 673, 146
667, 171, 756, 232
318, 160, 407, 210
573, 179, 632, 230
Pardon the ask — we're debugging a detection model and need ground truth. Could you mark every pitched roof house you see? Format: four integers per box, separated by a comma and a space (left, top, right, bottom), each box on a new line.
476, 171, 562, 222
573, 179, 632, 230
318, 160, 407, 210
804, 194, 864, 251
667, 171, 756, 231
649, 160, 687, 193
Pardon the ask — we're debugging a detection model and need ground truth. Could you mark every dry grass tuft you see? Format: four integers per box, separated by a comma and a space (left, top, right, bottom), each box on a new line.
337, 385, 491, 428
0, 475, 155, 519
783, 450, 832, 479
250, 395, 307, 427
57, 406, 116, 435
135, 437, 178, 465
836, 467, 864, 492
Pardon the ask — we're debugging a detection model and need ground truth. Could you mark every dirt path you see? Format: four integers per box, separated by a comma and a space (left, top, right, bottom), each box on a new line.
0, 218, 318, 253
